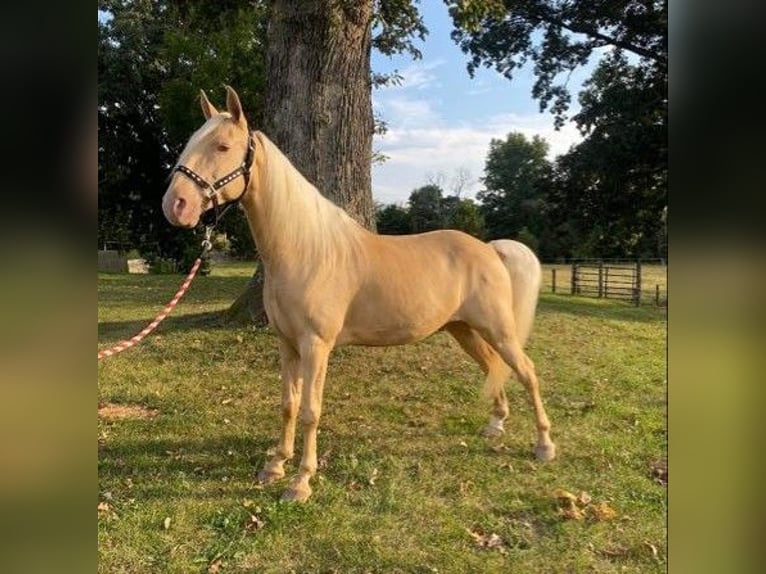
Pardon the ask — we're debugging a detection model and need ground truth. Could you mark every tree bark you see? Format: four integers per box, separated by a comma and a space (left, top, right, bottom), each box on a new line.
225, 0, 377, 326
264, 0, 376, 227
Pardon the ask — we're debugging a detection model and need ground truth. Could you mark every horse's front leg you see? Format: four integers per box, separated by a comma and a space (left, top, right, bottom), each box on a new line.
282, 336, 331, 502
258, 338, 301, 484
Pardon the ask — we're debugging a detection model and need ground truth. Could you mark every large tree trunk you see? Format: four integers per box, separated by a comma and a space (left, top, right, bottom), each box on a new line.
226, 0, 376, 326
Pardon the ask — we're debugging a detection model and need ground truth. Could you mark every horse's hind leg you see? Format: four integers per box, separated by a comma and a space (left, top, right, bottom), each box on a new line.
445, 322, 511, 438
471, 316, 556, 461
486, 328, 556, 460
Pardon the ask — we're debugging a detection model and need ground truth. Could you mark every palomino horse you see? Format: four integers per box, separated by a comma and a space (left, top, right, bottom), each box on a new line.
162, 86, 556, 502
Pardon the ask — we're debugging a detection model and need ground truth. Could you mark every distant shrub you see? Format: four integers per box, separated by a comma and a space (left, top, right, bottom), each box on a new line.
148, 257, 177, 274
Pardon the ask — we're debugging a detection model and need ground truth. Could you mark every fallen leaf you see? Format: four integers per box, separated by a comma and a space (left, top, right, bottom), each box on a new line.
97, 502, 110, 514
596, 546, 629, 558
163, 517, 171, 530
368, 468, 378, 486
589, 502, 618, 521
221, 398, 233, 405
644, 540, 659, 559
317, 449, 332, 470
208, 560, 221, 573
553, 488, 596, 521
466, 528, 507, 553
650, 458, 668, 486
559, 504, 585, 521
552, 488, 578, 503
245, 513, 265, 531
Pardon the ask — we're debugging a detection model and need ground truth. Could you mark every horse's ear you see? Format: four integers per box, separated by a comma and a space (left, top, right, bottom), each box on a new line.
224, 85, 246, 126
200, 90, 218, 120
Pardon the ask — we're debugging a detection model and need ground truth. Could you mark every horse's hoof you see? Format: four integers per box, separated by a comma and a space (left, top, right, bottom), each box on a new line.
281, 485, 311, 503
535, 442, 557, 462
257, 469, 284, 485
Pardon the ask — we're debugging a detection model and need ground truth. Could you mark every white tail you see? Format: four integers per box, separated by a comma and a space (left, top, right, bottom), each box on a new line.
489, 239, 542, 347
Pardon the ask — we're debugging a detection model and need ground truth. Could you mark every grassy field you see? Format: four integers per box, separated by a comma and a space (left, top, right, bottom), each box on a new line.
98, 262, 667, 573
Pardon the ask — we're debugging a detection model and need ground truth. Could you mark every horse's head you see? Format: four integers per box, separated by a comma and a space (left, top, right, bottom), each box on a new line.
162, 86, 253, 228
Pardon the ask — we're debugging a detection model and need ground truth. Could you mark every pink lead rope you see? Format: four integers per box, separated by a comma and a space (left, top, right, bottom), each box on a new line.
98, 235, 212, 361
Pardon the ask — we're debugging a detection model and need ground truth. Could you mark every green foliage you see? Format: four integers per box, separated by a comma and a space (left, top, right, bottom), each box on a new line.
376, 203, 413, 235
478, 132, 551, 244
408, 184, 445, 232
218, 208, 257, 259
146, 255, 177, 275
98, 1, 267, 265
99, 0, 433, 266
544, 51, 666, 259
447, 197, 485, 238
376, 187, 485, 238
516, 226, 539, 253
373, 0, 429, 59
445, 0, 667, 260
446, 0, 667, 127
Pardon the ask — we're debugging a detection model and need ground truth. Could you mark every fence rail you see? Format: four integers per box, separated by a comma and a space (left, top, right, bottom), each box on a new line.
545, 260, 666, 307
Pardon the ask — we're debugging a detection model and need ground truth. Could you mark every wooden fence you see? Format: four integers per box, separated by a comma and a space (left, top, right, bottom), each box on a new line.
571, 262, 642, 305
547, 260, 668, 306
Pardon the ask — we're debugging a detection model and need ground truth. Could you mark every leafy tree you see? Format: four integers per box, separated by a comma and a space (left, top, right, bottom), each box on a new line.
375, 189, 485, 238
408, 184, 445, 232
446, 0, 667, 127
545, 50, 667, 259
98, 1, 266, 266
447, 198, 485, 238
225, 0, 430, 323
376, 203, 412, 235
478, 132, 551, 242
447, 0, 667, 259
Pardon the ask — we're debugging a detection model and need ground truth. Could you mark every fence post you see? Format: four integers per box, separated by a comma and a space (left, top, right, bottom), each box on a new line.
598, 262, 604, 297
655, 284, 660, 306
552, 268, 557, 294
571, 263, 577, 295
635, 260, 642, 306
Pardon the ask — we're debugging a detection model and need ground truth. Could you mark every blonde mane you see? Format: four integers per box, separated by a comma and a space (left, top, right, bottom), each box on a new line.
248, 131, 365, 270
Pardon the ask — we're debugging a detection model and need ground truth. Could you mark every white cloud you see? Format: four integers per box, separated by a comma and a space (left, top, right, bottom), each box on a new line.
376, 96, 440, 129
387, 60, 445, 91
372, 114, 582, 204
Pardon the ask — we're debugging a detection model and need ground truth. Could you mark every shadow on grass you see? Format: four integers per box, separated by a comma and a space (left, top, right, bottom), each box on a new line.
538, 294, 666, 324
98, 310, 245, 343
98, 433, 275, 499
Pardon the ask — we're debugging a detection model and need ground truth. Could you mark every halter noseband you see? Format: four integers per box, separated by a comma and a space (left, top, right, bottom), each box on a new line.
173, 133, 255, 227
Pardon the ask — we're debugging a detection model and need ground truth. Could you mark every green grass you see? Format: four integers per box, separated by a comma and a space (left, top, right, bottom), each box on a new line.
98, 263, 667, 573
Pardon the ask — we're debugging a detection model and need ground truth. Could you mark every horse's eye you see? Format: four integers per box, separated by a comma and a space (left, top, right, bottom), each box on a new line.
217, 143, 230, 152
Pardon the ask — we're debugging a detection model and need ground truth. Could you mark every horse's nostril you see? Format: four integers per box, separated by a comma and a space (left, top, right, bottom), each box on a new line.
173, 197, 186, 217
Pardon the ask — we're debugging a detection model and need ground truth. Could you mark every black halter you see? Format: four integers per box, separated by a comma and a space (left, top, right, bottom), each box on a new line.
173, 133, 255, 227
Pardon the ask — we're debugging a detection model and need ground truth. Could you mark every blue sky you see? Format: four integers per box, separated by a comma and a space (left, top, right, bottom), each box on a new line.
371, 2, 591, 205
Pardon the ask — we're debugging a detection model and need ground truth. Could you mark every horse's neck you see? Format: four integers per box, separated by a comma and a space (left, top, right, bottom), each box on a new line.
240, 135, 362, 272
